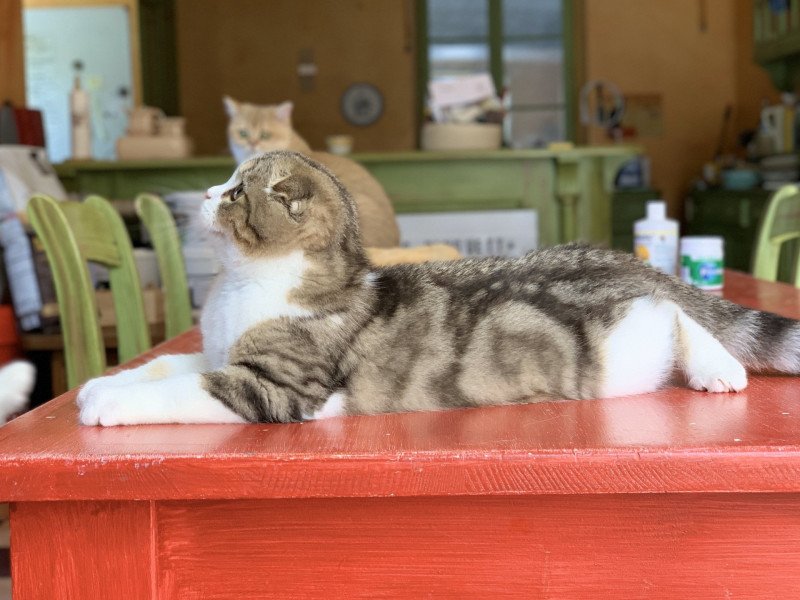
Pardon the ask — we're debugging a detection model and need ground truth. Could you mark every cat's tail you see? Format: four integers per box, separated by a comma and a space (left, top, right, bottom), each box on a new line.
672, 283, 800, 374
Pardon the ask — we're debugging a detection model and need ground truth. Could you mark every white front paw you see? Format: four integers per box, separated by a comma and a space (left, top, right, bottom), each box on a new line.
77, 369, 144, 409
77, 377, 110, 409
77, 376, 123, 409
79, 384, 135, 426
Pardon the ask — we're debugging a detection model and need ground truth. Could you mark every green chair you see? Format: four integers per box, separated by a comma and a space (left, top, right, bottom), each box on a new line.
135, 193, 193, 339
27, 194, 151, 389
752, 184, 800, 285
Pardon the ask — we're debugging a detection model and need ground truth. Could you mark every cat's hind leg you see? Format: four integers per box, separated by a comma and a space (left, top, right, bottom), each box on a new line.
600, 297, 677, 398
675, 307, 748, 393
302, 391, 347, 420
601, 297, 747, 397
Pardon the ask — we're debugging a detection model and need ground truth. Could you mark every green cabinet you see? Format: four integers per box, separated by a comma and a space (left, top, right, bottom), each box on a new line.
754, 0, 800, 90
611, 188, 659, 252
684, 188, 772, 272
55, 147, 640, 248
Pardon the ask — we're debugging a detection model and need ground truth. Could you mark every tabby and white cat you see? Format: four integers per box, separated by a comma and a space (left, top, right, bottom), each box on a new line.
224, 96, 399, 248
78, 151, 797, 426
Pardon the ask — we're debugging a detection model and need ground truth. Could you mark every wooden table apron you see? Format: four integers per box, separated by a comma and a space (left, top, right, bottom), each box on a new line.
3, 271, 800, 598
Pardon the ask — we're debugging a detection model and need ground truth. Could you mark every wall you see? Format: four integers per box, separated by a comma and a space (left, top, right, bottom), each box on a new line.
175, 0, 417, 156
0, 0, 25, 105
584, 0, 778, 214
6, 0, 779, 199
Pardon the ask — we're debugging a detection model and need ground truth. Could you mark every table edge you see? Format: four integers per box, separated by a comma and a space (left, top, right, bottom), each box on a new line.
2, 447, 800, 501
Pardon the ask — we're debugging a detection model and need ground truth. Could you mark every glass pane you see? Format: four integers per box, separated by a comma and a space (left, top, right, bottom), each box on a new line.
428, 0, 488, 40
429, 43, 490, 79
503, 41, 564, 106
24, 6, 134, 162
503, 0, 562, 37
507, 109, 566, 148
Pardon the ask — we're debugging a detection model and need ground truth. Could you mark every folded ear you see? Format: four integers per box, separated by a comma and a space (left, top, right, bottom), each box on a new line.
271, 174, 314, 207
274, 101, 293, 122
223, 96, 239, 117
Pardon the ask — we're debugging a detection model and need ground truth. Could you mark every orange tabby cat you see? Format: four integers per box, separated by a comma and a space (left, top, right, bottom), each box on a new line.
224, 97, 399, 248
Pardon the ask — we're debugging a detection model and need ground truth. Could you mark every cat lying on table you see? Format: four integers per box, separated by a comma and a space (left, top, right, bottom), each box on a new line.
78, 151, 798, 426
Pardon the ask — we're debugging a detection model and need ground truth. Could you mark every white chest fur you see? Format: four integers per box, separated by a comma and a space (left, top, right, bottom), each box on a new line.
200, 250, 314, 370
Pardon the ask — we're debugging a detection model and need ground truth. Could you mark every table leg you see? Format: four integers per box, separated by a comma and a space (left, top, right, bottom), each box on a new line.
51, 350, 67, 397
11, 501, 153, 599
555, 157, 580, 243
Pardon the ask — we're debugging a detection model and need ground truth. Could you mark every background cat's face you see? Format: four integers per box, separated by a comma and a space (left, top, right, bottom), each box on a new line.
202, 151, 357, 258
224, 97, 295, 163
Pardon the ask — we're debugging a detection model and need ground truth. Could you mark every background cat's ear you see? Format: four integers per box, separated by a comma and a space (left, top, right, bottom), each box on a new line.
275, 101, 293, 122
223, 96, 239, 117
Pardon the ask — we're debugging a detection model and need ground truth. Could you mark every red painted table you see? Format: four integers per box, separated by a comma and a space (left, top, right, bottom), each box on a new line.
2, 270, 800, 598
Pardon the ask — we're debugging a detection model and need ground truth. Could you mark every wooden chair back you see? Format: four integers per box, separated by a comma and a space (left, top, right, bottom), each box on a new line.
27, 194, 151, 388
135, 193, 193, 339
752, 184, 800, 285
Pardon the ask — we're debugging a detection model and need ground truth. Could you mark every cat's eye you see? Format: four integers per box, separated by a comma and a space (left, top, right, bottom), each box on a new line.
260, 131, 272, 140
238, 129, 249, 139
228, 183, 244, 201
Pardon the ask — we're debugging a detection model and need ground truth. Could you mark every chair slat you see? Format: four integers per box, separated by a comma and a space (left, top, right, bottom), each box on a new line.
135, 193, 194, 339
27, 195, 106, 388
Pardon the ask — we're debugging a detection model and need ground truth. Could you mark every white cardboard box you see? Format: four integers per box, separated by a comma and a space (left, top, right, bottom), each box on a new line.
396, 210, 538, 258
428, 73, 496, 111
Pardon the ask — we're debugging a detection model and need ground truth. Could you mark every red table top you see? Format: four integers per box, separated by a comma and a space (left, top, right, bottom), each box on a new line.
2, 270, 800, 502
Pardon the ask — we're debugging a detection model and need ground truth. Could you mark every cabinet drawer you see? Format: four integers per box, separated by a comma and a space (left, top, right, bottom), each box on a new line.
685, 190, 771, 272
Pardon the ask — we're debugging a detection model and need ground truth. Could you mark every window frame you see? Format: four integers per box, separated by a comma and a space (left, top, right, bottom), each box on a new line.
416, 0, 581, 145
23, 0, 143, 106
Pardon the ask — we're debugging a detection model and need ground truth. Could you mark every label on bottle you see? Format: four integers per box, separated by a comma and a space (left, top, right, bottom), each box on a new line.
681, 255, 724, 289
634, 232, 677, 275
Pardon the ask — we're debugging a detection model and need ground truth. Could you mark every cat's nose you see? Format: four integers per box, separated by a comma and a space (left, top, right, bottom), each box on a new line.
204, 191, 211, 199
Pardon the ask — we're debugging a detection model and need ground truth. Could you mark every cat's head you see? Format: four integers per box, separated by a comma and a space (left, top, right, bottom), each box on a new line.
202, 151, 364, 263
224, 97, 308, 163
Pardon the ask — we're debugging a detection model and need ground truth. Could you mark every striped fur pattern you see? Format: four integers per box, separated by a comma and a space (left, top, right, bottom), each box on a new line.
77, 151, 800, 426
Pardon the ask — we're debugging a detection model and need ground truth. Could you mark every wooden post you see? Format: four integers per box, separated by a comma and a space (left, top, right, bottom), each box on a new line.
555, 156, 580, 243
0, 0, 25, 106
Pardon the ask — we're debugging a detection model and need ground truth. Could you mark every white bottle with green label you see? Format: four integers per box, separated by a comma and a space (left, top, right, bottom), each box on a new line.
634, 201, 679, 275
680, 236, 724, 290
